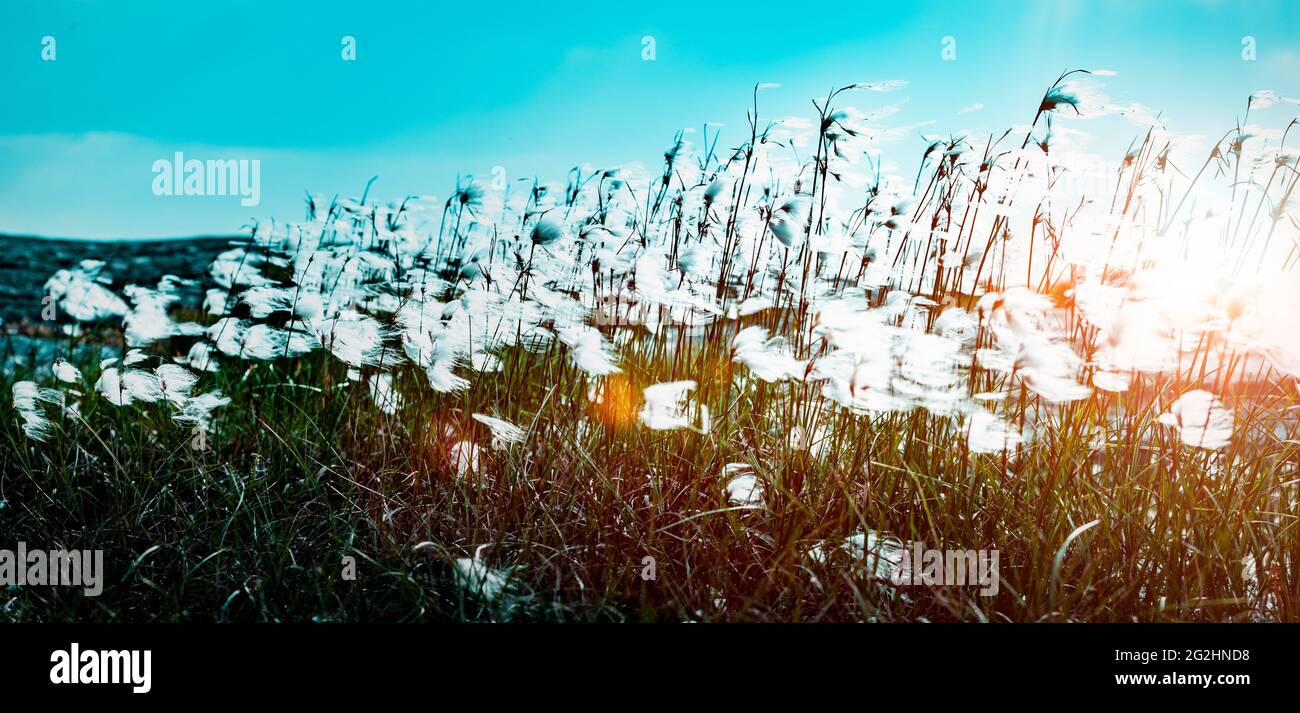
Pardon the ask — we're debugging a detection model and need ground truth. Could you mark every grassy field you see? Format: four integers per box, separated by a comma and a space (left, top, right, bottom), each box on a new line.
3, 73, 1299, 622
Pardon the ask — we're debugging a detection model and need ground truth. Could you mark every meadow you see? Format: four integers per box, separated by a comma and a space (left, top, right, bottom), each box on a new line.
3, 72, 1299, 622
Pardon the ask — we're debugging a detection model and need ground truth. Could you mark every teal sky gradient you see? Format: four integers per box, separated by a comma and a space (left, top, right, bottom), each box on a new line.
2, 0, 1298, 237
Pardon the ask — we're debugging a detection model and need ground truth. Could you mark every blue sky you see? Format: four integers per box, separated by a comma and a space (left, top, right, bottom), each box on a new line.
2, 0, 1298, 238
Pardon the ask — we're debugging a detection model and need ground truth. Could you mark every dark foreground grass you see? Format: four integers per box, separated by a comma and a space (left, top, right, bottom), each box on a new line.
3, 320, 1297, 622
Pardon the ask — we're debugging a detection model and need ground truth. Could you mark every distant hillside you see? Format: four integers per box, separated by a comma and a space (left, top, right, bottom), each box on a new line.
0, 234, 238, 326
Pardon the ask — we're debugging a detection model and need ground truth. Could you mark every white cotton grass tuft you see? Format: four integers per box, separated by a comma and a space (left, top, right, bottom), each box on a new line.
735, 295, 773, 317
95, 367, 160, 406
932, 307, 979, 343
93, 362, 209, 415
155, 363, 199, 405
12, 381, 65, 442
808, 530, 909, 582
239, 287, 323, 319
1248, 90, 1279, 109
448, 440, 483, 480
1241, 552, 1280, 622
209, 319, 318, 360
122, 282, 205, 347
1157, 390, 1234, 449
424, 362, 470, 393
1091, 370, 1130, 392
368, 373, 402, 415
854, 79, 908, 92
51, 359, 82, 384
529, 214, 566, 246
14, 381, 64, 412
722, 463, 764, 507
472, 413, 526, 449
16, 408, 55, 442
556, 323, 621, 376
732, 326, 806, 382
203, 288, 229, 316
769, 197, 809, 248
638, 380, 700, 430
470, 351, 502, 373
311, 310, 392, 368
43, 260, 128, 322
172, 390, 231, 429
1015, 337, 1091, 403
966, 411, 1026, 454
702, 177, 727, 205
184, 341, 220, 373
452, 545, 510, 603
676, 243, 714, 278
788, 424, 830, 459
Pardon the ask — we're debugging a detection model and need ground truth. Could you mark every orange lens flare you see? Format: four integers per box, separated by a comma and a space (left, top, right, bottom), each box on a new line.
590, 373, 640, 429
